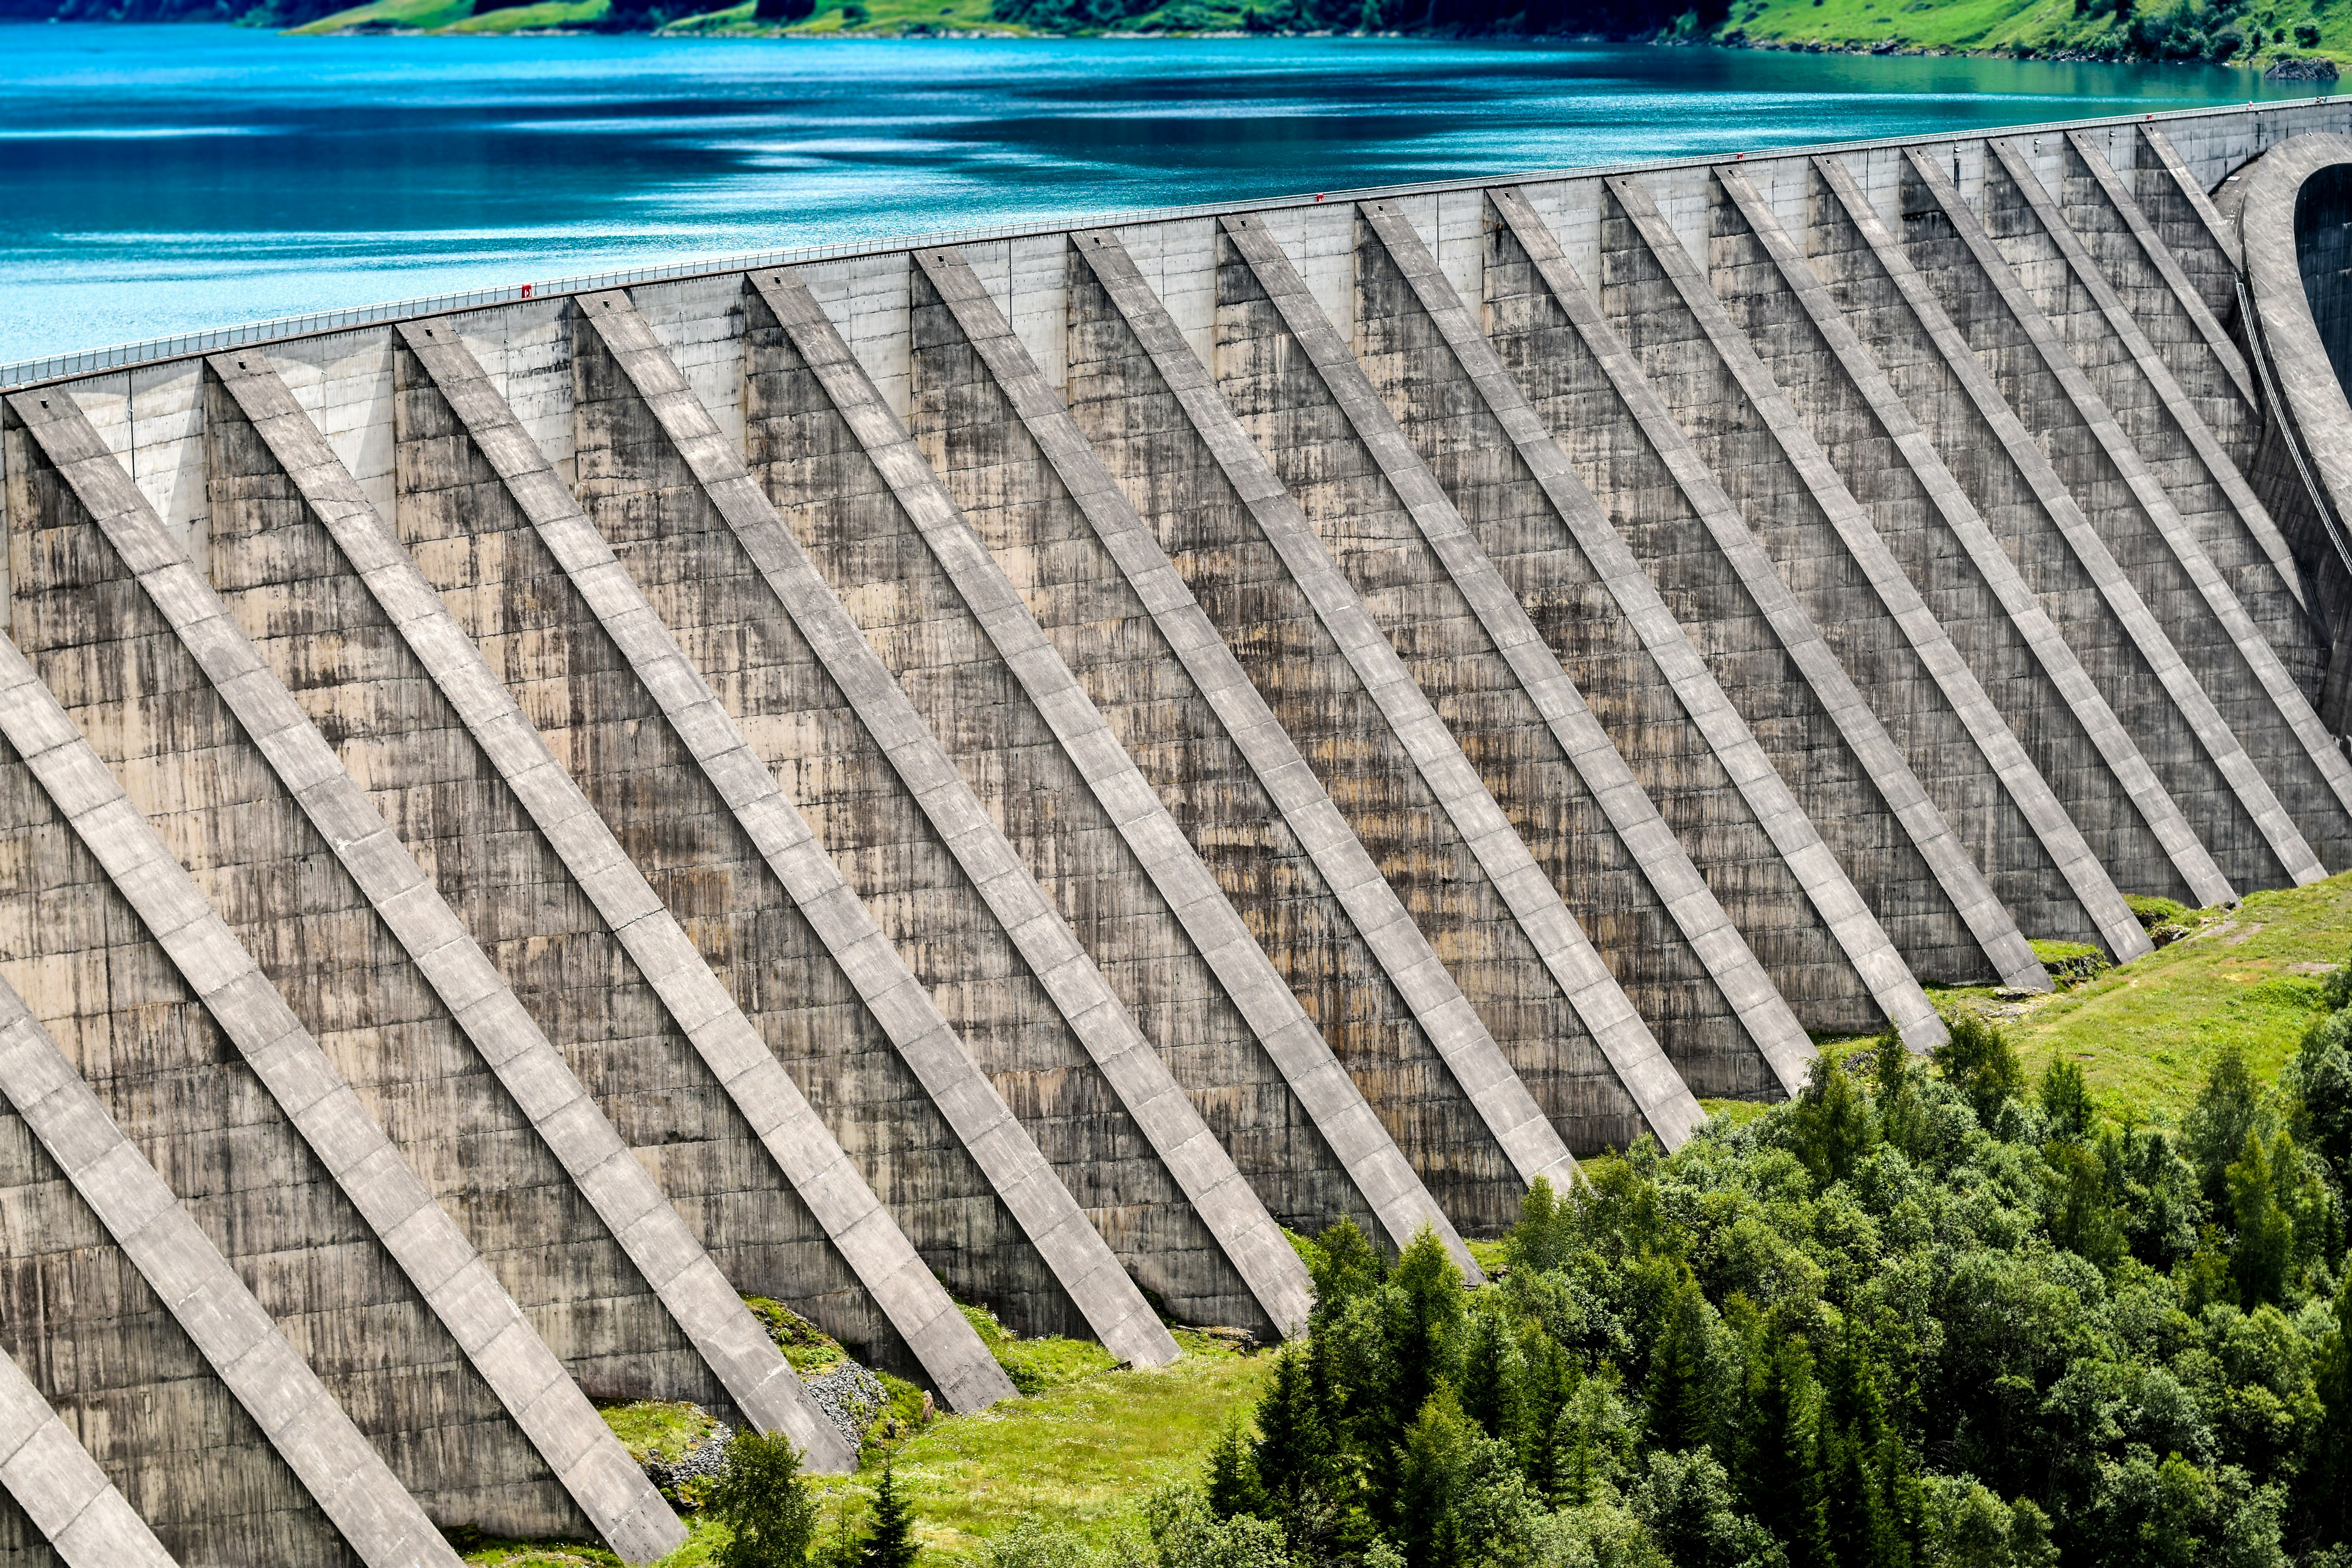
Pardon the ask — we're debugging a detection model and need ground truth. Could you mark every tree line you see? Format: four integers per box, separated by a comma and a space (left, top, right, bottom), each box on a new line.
1137, 987, 2352, 1566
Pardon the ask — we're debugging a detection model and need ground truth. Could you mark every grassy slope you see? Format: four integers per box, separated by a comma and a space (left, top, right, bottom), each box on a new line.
457, 874, 2352, 1566
458, 1329, 1270, 1567
1719, 0, 2352, 67
1958, 870, 2352, 1118
804, 1328, 1272, 1562
298, 0, 1247, 35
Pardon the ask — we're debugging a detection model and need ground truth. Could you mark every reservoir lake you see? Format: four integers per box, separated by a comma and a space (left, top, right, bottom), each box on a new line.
0, 22, 2317, 364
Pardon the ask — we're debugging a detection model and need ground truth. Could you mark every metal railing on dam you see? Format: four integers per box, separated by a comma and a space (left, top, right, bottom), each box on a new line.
0, 97, 2349, 1565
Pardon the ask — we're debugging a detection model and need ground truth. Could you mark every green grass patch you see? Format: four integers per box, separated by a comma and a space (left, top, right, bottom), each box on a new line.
1716, 0, 2352, 68
595, 1398, 718, 1468
1948, 870, 2352, 1119
456, 1516, 736, 1567
292, 0, 607, 31
1700, 1095, 1777, 1130
661, 0, 1034, 36
808, 1328, 1272, 1564
742, 1294, 849, 1373
958, 1303, 1120, 1394
2030, 936, 2109, 987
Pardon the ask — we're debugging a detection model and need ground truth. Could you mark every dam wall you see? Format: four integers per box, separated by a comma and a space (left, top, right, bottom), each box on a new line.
1, 96, 2350, 1564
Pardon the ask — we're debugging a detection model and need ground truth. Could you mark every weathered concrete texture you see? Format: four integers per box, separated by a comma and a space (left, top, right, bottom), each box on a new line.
0, 1089, 365, 1568
0, 599, 684, 1558
386, 331, 1103, 1384
227, 349, 1009, 1421
0, 963, 459, 1568
1486, 196, 1988, 989
0, 1338, 176, 1568
1217, 212, 1788, 1107
197, 360, 896, 1478
1073, 225, 1648, 1174
742, 270, 1317, 1334
2059, 134, 2262, 472
2137, 127, 2246, 328
2233, 136, 2352, 800
565, 295, 1261, 1331
0, 718, 595, 1546
911, 245, 1528, 1249
1601, 176, 2063, 982
899, 261, 1474, 1261
1895, 151, 2330, 889
1704, 169, 2150, 960
0, 397, 746, 1451
1367, 197, 1934, 1048
1804, 157, 2248, 907
1203, 216, 1706, 1140
1062, 230, 1588, 1211
1982, 143, 2323, 714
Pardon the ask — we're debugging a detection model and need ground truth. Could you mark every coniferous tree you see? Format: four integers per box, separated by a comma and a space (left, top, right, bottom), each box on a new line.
1790, 1049, 1875, 1188
1645, 1273, 1717, 1456
2187, 1046, 2264, 1205
2226, 1128, 2298, 1306
1390, 1389, 1477, 1568
1457, 1308, 1525, 1447
2308, 1273, 2352, 1550
710, 1430, 819, 1568
1935, 1016, 2025, 1129
1204, 1419, 1266, 1521
1380, 1227, 1465, 1446
2040, 1057, 2097, 1142
1506, 1175, 1576, 1275
2291, 1011, 2352, 1185
1519, 1332, 1577, 1493
858, 1461, 918, 1568
1249, 1347, 1330, 1511
1739, 1332, 1820, 1565
1873, 1031, 1928, 1161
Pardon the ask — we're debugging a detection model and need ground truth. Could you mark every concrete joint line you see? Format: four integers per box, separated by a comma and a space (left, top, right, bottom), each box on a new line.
2063, 131, 2258, 413
1238, 207, 1816, 1098
0, 1323, 180, 1565
912, 246, 1563, 1233
1205, 220, 1704, 1144
1906, 149, 2341, 877
1077, 227, 1590, 1185
212, 351, 998, 1436
1814, 155, 2269, 905
396, 320, 1152, 1383
1992, 139, 2308, 620
579, 294, 1241, 1354
0, 495, 690, 1566
1456, 189, 1949, 1049
0, 969, 464, 1568
1708, 167, 2154, 964
1603, 176, 2048, 990
764, 268, 1468, 1281
3, 388, 821, 1478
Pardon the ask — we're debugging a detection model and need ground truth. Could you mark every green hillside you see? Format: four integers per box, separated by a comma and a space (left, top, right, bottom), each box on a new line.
452, 873, 2352, 1568
289, 0, 2351, 64
1719, 0, 2346, 72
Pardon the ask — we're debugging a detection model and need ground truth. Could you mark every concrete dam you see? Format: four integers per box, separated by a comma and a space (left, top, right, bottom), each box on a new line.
0, 94, 2350, 1566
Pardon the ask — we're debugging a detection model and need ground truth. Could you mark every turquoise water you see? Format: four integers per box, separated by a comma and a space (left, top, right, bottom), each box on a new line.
0, 23, 2313, 362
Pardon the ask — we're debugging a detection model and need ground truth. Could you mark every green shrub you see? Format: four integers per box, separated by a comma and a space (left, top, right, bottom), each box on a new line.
2031, 938, 2109, 986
